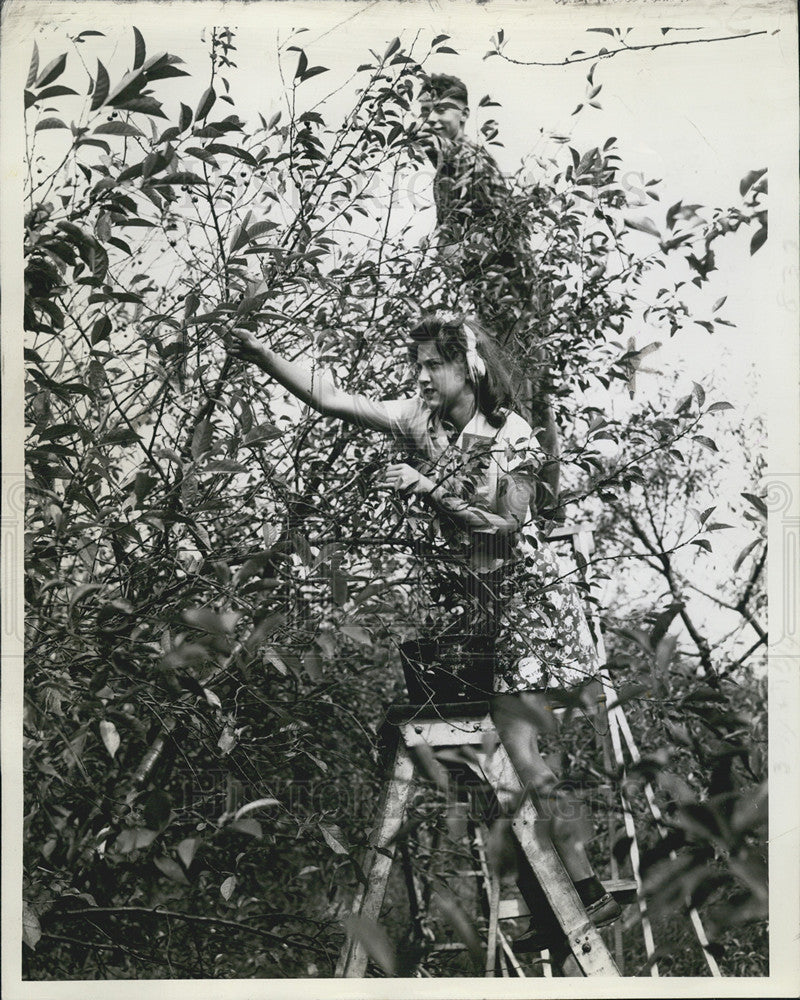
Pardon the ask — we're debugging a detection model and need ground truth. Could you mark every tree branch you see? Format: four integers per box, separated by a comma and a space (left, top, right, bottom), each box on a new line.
58, 905, 327, 954
628, 513, 717, 682
492, 30, 769, 68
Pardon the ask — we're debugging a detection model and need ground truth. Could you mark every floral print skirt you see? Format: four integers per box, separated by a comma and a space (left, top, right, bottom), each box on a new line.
411, 529, 600, 695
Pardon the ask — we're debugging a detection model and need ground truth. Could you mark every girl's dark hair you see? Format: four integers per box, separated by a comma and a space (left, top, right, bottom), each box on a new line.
407, 312, 516, 428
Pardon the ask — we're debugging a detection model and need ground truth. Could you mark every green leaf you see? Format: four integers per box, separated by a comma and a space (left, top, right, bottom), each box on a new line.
154, 856, 189, 883
693, 435, 718, 452
691, 538, 713, 553
185, 145, 218, 165
234, 798, 280, 820
156, 126, 181, 144
35, 53, 67, 89
204, 459, 248, 473
750, 224, 767, 255
99, 720, 120, 758
330, 568, 348, 606
150, 171, 205, 186
301, 65, 329, 82
294, 49, 308, 79
707, 401, 733, 413
586, 27, 615, 35
343, 915, 397, 976
228, 818, 263, 838
229, 222, 250, 254
741, 492, 767, 517
263, 645, 288, 676
339, 624, 372, 647
23, 903, 41, 951
115, 96, 167, 119
220, 875, 236, 900
36, 84, 78, 101
739, 167, 767, 197
733, 538, 761, 572
303, 648, 322, 680
35, 117, 68, 131
102, 427, 140, 445
133, 26, 146, 69
191, 419, 212, 460
625, 214, 661, 239
320, 824, 349, 855
243, 422, 282, 444
115, 828, 157, 854
143, 790, 172, 828
76, 136, 111, 154
384, 37, 401, 59
179, 102, 193, 132
91, 60, 110, 110
177, 837, 199, 869
691, 382, 705, 407
195, 85, 216, 121
94, 121, 143, 137
27, 42, 39, 89
91, 315, 112, 344
75, 30, 106, 40
71, 582, 103, 605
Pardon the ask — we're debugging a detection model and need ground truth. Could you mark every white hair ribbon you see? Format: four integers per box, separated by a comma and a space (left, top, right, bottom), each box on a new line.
429, 310, 486, 383
462, 317, 486, 383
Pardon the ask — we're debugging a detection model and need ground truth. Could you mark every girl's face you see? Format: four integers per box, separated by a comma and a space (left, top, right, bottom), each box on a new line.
414, 341, 470, 413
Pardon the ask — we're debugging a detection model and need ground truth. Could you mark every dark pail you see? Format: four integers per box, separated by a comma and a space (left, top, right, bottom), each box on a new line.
399, 634, 495, 704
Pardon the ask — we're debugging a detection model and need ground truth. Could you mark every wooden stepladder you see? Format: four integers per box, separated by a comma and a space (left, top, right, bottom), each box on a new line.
337, 521, 722, 979
335, 700, 624, 978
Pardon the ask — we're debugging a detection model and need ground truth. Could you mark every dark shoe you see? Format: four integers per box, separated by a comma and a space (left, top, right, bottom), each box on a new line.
513, 917, 561, 953
514, 892, 622, 953
583, 891, 622, 928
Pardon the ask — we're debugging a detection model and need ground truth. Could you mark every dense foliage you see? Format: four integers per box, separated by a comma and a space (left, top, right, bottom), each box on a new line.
22, 25, 767, 978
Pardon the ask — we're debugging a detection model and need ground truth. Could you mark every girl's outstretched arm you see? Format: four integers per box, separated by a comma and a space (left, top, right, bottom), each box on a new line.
228, 328, 399, 433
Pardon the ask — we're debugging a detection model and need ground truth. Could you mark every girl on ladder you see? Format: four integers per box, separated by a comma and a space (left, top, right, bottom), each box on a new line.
228, 309, 620, 946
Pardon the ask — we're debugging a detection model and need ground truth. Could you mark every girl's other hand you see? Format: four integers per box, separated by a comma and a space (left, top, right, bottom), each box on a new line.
382, 463, 434, 496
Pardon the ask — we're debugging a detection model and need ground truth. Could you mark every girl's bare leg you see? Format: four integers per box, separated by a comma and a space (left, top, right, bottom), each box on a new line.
491, 692, 593, 882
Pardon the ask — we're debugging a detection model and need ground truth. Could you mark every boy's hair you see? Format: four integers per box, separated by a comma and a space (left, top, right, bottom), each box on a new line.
407, 311, 516, 427
427, 72, 469, 106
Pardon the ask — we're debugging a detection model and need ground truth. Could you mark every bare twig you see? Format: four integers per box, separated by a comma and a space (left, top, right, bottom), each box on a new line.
492, 30, 769, 68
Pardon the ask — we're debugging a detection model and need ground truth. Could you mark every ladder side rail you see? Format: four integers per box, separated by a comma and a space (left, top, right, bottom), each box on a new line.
336, 742, 416, 978
605, 701, 660, 976
472, 823, 528, 978
570, 529, 660, 975
572, 528, 720, 975
480, 742, 621, 976
611, 700, 723, 977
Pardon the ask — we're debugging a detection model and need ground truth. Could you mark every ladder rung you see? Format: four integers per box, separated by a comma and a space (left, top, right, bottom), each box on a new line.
386, 700, 491, 725
545, 521, 597, 541
498, 878, 639, 919
399, 714, 495, 747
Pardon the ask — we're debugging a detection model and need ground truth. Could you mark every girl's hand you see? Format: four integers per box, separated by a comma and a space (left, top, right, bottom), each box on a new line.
382, 463, 434, 496
227, 328, 266, 367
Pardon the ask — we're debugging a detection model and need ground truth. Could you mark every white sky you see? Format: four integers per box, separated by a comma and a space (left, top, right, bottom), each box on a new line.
16, 1, 788, 419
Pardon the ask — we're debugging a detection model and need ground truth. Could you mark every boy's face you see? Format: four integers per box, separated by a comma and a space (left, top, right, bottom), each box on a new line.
421, 93, 468, 140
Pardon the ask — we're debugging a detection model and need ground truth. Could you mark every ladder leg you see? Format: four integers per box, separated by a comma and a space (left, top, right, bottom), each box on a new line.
485, 868, 501, 976
336, 742, 415, 978
479, 742, 620, 976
